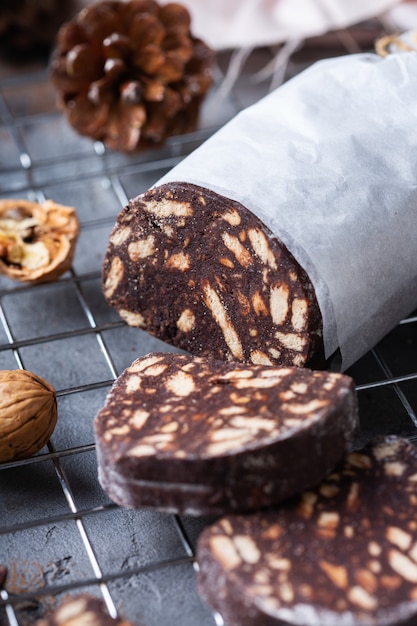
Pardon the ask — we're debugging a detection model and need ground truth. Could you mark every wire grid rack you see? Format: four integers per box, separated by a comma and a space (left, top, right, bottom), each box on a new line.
0, 16, 417, 626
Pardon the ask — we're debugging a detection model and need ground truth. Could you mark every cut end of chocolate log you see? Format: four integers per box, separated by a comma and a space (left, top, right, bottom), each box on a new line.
102, 182, 325, 369
196, 435, 417, 626
94, 352, 357, 516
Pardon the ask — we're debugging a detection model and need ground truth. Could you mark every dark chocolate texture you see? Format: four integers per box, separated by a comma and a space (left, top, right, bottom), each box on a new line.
94, 352, 357, 516
102, 182, 324, 368
197, 436, 417, 626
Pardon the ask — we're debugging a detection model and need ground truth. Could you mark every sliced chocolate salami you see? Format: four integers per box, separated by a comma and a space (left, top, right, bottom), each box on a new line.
197, 436, 417, 626
102, 182, 324, 369
94, 352, 357, 516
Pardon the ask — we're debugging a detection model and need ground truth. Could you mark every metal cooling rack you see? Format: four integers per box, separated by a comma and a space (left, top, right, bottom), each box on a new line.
0, 16, 417, 626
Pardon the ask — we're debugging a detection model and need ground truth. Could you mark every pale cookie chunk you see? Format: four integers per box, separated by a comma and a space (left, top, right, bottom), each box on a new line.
94, 352, 357, 516
102, 183, 324, 368
196, 436, 417, 626
35, 594, 133, 626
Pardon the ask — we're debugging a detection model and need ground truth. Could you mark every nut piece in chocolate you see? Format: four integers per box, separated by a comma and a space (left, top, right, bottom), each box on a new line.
197, 436, 417, 626
50, 0, 214, 152
94, 352, 357, 516
0, 199, 79, 283
102, 183, 324, 368
35, 594, 134, 625
0, 369, 57, 463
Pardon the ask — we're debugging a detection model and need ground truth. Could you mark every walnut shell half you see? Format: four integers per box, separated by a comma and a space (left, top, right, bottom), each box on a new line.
0, 199, 79, 283
0, 369, 57, 463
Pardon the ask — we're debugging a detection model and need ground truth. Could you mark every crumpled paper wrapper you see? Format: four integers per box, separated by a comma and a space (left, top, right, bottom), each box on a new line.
157, 49, 417, 370
160, 0, 401, 50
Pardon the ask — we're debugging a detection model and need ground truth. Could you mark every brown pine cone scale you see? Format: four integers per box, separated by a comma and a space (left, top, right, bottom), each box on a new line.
50, 0, 214, 152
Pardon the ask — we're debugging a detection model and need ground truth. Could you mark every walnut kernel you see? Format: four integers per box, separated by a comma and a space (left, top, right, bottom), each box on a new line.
0, 199, 79, 283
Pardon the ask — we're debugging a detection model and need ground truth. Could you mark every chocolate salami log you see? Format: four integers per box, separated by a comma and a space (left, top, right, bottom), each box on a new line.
197, 436, 417, 626
102, 182, 324, 369
103, 52, 417, 371
94, 352, 357, 516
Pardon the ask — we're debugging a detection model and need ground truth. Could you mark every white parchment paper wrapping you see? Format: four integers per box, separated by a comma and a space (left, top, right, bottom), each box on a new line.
157, 51, 417, 370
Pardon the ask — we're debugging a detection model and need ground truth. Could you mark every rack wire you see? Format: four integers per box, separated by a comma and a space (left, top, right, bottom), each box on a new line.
0, 16, 416, 626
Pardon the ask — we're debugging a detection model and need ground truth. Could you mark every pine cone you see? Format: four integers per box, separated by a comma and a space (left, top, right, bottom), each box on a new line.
0, 0, 73, 58
50, 0, 214, 152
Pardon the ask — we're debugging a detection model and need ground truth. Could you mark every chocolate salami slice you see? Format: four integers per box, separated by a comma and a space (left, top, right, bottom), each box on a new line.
102, 182, 324, 369
94, 352, 357, 516
197, 436, 417, 626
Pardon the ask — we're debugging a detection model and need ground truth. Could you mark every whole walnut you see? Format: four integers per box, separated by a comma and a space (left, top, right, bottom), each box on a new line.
0, 370, 57, 463
50, 0, 214, 152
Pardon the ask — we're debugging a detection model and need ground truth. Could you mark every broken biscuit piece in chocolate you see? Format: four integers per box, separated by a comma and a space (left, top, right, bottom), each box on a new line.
94, 352, 357, 516
197, 435, 417, 626
102, 182, 324, 368
35, 594, 134, 625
